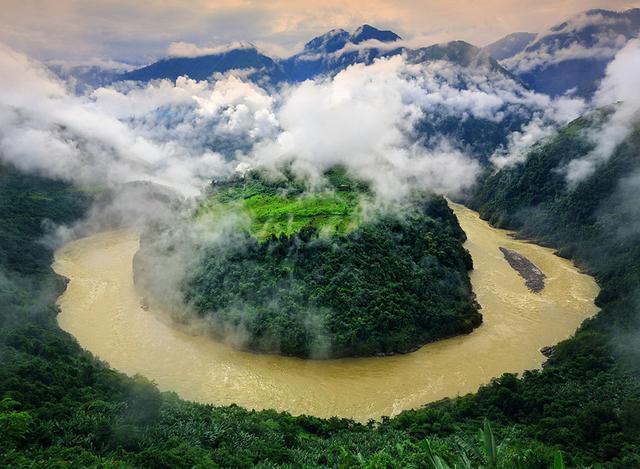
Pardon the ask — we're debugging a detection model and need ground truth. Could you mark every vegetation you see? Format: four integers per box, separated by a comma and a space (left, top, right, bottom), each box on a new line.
3, 105, 640, 469
138, 167, 481, 358
464, 113, 640, 466
197, 167, 366, 240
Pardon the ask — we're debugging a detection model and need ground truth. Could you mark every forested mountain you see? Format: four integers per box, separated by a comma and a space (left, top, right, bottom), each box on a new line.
134, 168, 481, 358
470, 110, 640, 341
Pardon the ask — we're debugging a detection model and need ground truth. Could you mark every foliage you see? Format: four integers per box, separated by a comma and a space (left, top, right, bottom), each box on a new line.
197, 167, 366, 240
2, 130, 640, 468
144, 168, 481, 358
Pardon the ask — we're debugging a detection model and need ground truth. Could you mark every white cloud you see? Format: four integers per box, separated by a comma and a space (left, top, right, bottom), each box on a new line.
564, 38, 640, 185
503, 10, 638, 74
0, 41, 592, 203
167, 41, 256, 58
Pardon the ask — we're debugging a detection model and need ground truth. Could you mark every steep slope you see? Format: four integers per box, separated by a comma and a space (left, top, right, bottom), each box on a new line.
470, 109, 640, 367
483, 32, 537, 60
503, 8, 640, 97
122, 46, 287, 85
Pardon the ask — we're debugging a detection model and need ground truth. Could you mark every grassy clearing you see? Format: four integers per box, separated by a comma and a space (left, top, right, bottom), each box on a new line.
197, 179, 364, 241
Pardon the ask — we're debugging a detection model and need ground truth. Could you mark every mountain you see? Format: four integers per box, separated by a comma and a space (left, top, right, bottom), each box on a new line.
406, 40, 507, 70
301, 28, 351, 53
48, 63, 130, 94
483, 32, 537, 60
116, 25, 403, 85
93, 9, 640, 99
502, 8, 640, 97
350, 24, 401, 44
116, 24, 512, 89
282, 24, 403, 81
121, 46, 288, 85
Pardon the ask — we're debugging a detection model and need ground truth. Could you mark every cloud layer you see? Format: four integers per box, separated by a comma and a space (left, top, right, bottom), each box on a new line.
0, 41, 591, 203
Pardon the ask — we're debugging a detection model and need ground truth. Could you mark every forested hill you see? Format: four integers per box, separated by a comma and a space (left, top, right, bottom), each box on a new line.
463, 112, 640, 462
470, 109, 640, 365
135, 168, 482, 358
0, 165, 90, 328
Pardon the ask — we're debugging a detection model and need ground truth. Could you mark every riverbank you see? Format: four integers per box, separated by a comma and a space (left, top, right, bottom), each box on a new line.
53, 204, 599, 421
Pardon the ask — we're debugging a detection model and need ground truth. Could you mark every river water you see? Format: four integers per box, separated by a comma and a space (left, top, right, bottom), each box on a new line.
53, 203, 599, 421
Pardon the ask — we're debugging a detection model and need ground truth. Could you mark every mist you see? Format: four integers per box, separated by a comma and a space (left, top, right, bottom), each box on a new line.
0, 39, 599, 357
563, 38, 640, 185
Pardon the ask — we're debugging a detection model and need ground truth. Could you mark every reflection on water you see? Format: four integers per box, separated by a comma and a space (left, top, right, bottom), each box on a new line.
54, 203, 599, 421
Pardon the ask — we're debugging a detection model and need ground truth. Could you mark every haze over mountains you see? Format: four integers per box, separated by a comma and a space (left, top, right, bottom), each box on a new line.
500, 8, 640, 97
60, 7, 639, 102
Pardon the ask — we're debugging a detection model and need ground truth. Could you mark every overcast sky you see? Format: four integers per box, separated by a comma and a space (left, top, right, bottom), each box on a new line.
2, 0, 639, 64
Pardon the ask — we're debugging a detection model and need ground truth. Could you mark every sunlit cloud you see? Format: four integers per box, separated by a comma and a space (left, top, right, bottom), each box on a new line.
1, 0, 638, 63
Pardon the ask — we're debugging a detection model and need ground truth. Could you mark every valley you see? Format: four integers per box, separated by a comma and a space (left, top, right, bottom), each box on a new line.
2, 4, 640, 466
53, 203, 598, 421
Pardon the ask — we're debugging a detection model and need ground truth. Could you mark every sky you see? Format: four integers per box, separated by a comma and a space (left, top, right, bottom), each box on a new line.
1, 0, 639, 64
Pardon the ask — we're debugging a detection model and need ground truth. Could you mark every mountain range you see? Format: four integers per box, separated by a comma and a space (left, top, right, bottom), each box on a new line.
77, 8, 634, 100
119, 24, 510, 86
498, 8, 640, 97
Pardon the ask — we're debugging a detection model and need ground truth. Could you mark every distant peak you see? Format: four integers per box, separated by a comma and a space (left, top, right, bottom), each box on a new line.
350, 24, 401, 44
304, 29, 350, 53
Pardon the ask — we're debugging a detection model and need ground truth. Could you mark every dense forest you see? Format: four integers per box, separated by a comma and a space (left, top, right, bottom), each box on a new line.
135, 168, 481, 358
2, 112, 640, 468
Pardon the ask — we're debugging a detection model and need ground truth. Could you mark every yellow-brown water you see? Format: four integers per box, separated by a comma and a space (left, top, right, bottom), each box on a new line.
53, 203, 599, 421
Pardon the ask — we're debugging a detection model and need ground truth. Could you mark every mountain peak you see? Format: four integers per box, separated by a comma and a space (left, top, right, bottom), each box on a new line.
303, 29, 350, 53
350, 24, 401, 44
483, 32, 537, 60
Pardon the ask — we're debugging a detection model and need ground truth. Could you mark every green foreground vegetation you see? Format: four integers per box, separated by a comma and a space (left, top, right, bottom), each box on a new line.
137, 168, 481, 358
2, 107, 640, 469
197, 168, 366, 241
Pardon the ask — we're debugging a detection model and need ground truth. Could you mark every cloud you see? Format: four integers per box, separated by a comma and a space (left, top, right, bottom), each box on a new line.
563, 38, 640, 185
502, 9, 639, 74
0, 40, 592, 204
489, 95, 586, 168
598, 170, 640, 239
242, 55, 527, 198
0, 43, 285, 196
167, 41, 257, 58
1, 1, 639, 63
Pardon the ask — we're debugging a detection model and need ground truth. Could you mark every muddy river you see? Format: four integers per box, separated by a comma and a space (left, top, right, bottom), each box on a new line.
53, 203, 599, 421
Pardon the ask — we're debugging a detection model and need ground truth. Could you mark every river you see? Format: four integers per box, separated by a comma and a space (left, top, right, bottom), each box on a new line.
53, 203, 599, 422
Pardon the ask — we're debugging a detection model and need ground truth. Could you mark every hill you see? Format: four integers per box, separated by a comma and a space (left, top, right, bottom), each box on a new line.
134, 167, 481, 358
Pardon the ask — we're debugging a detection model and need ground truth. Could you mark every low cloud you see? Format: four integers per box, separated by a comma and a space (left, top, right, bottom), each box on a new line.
0, 40, 593, 205
167, 41, 257, 58
563, 38, 640, 185
503, 9, 638, 74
